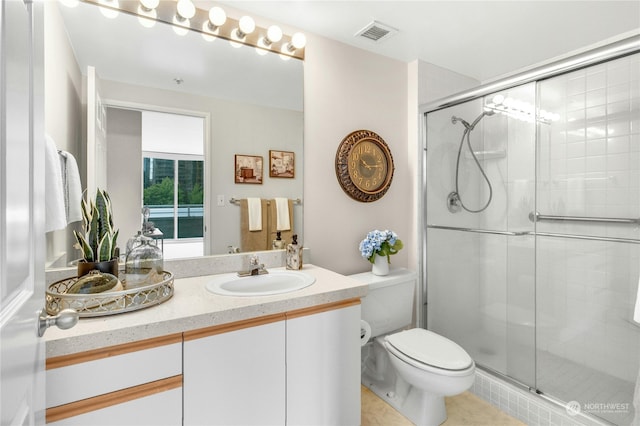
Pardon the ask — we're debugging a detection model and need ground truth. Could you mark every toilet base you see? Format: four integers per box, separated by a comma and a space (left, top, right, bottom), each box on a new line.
363, 376, 447, 426
400, 385, 447, 426
362, 339, 448, 425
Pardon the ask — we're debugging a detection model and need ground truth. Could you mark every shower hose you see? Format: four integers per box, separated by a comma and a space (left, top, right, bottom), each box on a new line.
452, 112, 494, 213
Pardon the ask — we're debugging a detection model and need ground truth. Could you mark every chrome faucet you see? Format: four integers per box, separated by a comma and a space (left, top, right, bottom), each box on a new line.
237, 255, 268, 277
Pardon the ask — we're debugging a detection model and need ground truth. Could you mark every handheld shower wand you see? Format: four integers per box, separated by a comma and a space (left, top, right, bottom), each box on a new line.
452, 110, 495, 131
448, 110, 495, 213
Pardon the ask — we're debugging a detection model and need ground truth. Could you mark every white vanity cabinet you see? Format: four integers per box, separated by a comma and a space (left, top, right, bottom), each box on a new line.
45, 334, 183, 426
183, 314, 287, 426
183, 299, 361, 426
286, 300, 361, 425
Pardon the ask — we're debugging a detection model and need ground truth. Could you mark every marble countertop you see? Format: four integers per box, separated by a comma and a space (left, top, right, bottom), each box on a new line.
44, 264, 368, 358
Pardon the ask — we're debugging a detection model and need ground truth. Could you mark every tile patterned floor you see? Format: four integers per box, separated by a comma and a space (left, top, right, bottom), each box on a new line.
361, 386, 526, 426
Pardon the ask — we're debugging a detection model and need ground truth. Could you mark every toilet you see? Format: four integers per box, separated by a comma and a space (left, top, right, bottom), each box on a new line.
351, 268, 475, 426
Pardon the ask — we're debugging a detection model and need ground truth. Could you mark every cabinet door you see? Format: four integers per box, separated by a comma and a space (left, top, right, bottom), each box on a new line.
287, 303, 361, 425
184, 320, 286, 426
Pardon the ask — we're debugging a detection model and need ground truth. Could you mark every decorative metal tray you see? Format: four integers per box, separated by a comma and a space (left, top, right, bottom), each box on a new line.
46, 271, 174, 318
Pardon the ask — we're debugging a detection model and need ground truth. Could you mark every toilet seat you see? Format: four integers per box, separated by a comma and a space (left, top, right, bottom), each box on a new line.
385, 329, 473, 372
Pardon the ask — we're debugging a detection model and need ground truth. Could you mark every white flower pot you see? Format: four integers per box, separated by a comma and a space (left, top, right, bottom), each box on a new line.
371, 255, 389, 276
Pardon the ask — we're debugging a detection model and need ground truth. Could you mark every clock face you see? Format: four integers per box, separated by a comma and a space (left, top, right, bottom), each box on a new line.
335, 130, 394, 202
347, 139, 388, 193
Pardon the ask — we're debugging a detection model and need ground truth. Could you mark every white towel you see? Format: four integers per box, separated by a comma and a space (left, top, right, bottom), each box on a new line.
58, 150, 83, 224
247, 197, 262, 231
275, 197, 290, 231
45, 135, 67, 232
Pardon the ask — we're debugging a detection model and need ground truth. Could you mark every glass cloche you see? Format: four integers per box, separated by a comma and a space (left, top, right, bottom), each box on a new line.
124, 235, 163, 288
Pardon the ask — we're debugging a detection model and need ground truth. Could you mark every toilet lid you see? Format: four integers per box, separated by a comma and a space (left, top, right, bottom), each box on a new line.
386, 329, 473, 371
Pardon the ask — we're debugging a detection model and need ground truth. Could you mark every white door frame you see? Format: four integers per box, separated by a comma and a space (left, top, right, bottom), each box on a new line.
102, 99, 211, 255
0, 0, 46, 424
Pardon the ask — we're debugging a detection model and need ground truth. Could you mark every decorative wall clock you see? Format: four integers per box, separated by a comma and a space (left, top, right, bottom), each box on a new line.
335, 129, 394, 202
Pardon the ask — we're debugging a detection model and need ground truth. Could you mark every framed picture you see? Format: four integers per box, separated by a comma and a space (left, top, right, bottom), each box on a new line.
235, 154, 263, 184
269, 150, 295, 178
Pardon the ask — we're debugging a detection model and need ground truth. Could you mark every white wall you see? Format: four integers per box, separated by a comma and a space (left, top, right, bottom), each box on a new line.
303, 35, 410, 275
418, 61, 479, 106
43, 1, 83, 267
106, 107, 143, 253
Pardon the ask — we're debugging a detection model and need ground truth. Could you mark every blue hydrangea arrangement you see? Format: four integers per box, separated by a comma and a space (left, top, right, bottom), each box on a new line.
359, 229, 403, 264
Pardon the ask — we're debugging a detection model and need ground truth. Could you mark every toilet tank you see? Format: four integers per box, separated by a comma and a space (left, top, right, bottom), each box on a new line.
349, 268, 416, 338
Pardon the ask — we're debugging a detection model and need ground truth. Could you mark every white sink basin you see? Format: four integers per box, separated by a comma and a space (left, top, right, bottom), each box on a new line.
205, 270, 316, 296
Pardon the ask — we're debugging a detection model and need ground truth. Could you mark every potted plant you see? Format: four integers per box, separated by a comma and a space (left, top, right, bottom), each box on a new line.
359, 229, 403, 276
74, 188, 120, 277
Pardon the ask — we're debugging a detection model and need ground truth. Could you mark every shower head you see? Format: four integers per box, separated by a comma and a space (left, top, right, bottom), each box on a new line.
469, 109, 496, 130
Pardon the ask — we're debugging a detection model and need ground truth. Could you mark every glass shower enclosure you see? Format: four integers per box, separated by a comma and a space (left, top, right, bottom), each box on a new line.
424, 39, 640, 425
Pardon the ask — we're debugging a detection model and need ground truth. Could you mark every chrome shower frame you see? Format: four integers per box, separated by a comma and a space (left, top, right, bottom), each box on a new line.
418, 33, 640, 423
419, 32, 639, 327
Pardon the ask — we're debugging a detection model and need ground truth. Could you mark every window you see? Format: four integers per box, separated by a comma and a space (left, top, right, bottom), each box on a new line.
143, 155, 203, 239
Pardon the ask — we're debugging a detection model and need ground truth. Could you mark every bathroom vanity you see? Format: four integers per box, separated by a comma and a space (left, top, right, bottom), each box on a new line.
44, 265, 366, 426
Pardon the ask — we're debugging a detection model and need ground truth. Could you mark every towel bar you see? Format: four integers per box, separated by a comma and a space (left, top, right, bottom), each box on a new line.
229, 197, 302, 205
529, 211, 640, 225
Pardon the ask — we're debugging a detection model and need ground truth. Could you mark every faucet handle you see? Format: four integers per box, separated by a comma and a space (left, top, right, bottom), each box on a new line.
249, 255, 259, 266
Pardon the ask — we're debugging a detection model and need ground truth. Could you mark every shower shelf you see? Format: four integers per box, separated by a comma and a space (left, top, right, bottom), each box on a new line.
464, 150, 506, 160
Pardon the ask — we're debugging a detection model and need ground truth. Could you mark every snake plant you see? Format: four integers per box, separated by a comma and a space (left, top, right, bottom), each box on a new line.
73, 188, 119, 262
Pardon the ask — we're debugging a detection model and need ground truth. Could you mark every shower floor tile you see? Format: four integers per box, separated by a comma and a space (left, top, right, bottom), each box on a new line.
537, 350, 635, 425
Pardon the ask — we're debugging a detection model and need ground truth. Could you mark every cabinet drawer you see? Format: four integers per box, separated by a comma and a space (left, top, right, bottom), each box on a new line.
47, 381, 182, 426
46, 334, 182, 408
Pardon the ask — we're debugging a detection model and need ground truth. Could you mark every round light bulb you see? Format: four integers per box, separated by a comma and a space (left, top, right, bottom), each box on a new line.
172, 15, 190, 36
59, 0, 80, 7
208, 7, 226, 27
256, 38, 269, 55
229, 30, 244, 48
280, 44, 292, 60
255, 46, 268, 56
492, 94, 505, 105
238, 16, 255, 35
176, 0, 196, 19
267, 25, 283, 43
291, 32, 306, 49
139, 0, 159, 10
201, 21, 217, 41
98, 0, 119, 19
137, 5, 157, 27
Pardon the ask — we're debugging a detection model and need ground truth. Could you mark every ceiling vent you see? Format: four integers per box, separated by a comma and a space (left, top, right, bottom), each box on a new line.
355, 20, 398, 43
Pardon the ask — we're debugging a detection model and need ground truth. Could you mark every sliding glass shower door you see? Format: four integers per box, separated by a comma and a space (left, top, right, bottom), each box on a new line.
425, 51, 640, 425
426, 83, 537, 387
535, 53, 640, 425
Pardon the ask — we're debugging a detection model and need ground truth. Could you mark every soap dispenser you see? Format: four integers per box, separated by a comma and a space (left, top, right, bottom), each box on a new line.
286, 234, 303, 270
272, 231, 285, 250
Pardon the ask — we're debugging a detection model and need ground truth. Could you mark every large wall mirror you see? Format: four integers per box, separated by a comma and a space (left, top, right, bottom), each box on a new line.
44, 0, 303, 270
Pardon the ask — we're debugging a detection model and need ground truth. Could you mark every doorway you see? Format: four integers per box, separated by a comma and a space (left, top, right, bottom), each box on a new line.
105, 106, 208, 260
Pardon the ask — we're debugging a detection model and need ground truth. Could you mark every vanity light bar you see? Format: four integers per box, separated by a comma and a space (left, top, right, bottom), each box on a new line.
82, 0, 305, 60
